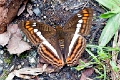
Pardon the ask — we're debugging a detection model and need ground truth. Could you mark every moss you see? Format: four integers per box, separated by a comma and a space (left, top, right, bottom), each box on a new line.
0, 69, 8, 80
4, 55, 13, 65
19, 52, 29, 59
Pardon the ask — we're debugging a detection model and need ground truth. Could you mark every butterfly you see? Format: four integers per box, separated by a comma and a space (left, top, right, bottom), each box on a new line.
19, 8, 93, 69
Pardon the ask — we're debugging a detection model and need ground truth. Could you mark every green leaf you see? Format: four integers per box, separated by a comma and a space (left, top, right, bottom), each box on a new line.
99, 13, 120, 46
110, 61, 118, 72
95, 0, 120, 9
74, 60, 94, 71
97, 50, 109, 60
100, 12, 116, 18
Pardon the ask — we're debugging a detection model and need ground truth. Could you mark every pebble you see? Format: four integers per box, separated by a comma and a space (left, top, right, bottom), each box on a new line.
0, 45, 3, 49
29, 58, 36, 63
21, 62, 24, 65
91, 47, 97, 52
9, 65, 14, 71
0, 59, 3, 64
33, 7, 41, 16
66, 72, 70, 79
31, 0, 38, 4
0, 67, 3, 75
43, 16, 47, 19
0, 50, 4, 54
18, 65, 22, 69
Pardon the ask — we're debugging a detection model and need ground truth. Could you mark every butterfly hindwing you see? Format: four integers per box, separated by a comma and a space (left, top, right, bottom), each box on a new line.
38, 35, 64, 68
65, 34, 86, 66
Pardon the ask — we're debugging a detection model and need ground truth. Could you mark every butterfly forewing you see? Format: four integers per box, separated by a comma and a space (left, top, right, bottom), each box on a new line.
63, 8, 93, 36
36, 22, 56, 39
79, 8, 93, 35
19, 21, 56, 46
19, 21, 42, 46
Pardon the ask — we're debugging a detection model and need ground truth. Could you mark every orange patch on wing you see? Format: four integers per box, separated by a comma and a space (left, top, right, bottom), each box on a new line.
84, 14, 89, 16
82, 24, 86, 28
30, 30, 34, 34
28, 27, 33, 31
41, 44, 63, 66
35, 38, 40, 42
25, 26, 30, 29
81, 29, 85, 33
66, 38, 81, 63
82, 10, 88, 13
33, 35, 37, 39
83, 19, 87, 23
26, 21, 30, 25
82, 17, 88, 19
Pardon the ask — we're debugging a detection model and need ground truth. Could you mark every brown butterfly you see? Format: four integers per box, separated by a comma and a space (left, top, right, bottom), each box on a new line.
19, 8, 93, 69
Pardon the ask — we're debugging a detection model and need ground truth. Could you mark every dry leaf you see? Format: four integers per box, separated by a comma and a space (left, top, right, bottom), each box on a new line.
80, 68, 94, 80
111, 31, 119, 80
7, 24, 31, 55
0, 23, 31, 55
17, 0, 28, 16
0, 31, 11, 46
6, 64, 54, 80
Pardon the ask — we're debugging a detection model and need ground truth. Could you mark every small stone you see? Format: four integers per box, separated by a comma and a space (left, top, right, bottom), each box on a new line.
9, 65, 14, 71
18, 65, 21, 69
43, 16, 46, 19
21, 62, 24, 65
25, 14, 29, 18
31, 0, 37, 3
29, 58, 35, 63
91, 47, 97, 52
0, 59, 3, 64
27, 9, 33, 16
33, 7, 41, 16
0, 45, 3, 50
0, 67, 3, 75
66, 73, 70, 79
0, 50, 4, 54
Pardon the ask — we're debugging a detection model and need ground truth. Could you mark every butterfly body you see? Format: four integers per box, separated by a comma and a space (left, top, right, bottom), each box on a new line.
19, 8, 93, 69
